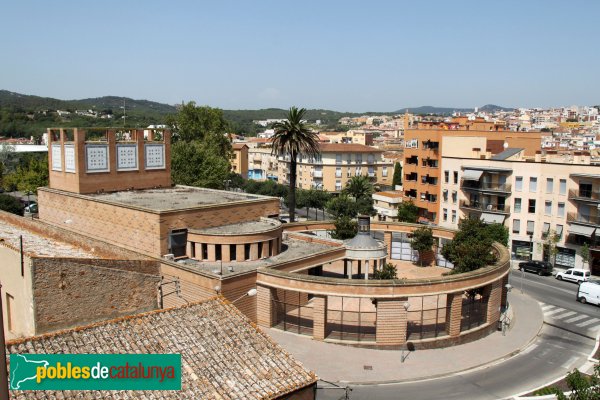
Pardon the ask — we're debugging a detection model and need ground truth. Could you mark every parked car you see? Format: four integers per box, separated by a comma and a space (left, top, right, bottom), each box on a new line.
555, 268, 591, 283
518, 260, 553, 276
576, 280, 600, 305
24, 202, 38, 214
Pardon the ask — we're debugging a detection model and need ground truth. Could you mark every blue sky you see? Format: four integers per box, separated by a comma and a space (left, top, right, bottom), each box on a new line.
1, 1, 598, 112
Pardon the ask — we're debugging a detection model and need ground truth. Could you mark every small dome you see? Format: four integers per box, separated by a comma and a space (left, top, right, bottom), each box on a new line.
344, 216, 387, 260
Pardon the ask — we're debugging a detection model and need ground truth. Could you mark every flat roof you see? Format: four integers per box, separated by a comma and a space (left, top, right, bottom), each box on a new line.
176, 237, 341, 277
0, 218, 94, 258
87, 186, 272, 212
190, 218, 281, 235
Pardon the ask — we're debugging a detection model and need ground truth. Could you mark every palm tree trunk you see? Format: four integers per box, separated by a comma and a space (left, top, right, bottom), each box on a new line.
289, 153, 297, 223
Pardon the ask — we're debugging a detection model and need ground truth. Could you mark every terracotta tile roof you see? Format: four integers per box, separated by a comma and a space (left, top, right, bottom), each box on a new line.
375, 191, 404, 198
319, 143, 382, 153
232, 142, 248, 150
6, 297, 317, 399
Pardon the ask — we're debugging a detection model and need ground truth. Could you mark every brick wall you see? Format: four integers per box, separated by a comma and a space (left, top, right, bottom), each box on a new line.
256, 285, 273, 328
375, 298, 408, 345
312, 295, 327, 340
445, 292, 463, 337
159, 262, 219, 308
31, 258, 160, 334
486, 280, 503, 324
221, 271, 258, 322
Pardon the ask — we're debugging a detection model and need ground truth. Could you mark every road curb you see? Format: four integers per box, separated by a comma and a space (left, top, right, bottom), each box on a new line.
335, 296, 545, 386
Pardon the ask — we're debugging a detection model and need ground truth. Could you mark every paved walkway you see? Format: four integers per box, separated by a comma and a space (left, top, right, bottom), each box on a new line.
266, 291, 543, 384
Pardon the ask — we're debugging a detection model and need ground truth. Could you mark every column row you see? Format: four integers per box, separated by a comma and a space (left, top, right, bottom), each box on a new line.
187, 238, 280, 262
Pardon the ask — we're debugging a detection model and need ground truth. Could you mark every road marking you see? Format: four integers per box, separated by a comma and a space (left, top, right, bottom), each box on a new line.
576, 318, 600, 327
564, 314, 588, 323
541, 304, 555, 311
552, 311, 576, 320
521, 343, 538, 355
545, 308, 567, 316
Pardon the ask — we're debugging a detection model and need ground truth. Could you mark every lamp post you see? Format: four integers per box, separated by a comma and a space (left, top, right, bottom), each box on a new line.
529, 233, 534, 261
401, 301, 410, 363
232, 288, 257, 304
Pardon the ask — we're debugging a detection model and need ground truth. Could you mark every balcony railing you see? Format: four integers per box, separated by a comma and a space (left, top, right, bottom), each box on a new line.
461, 181, 512, 193
459, 200, 510, 214
313, 170, 323, 178
368, 172, 375, 177
567, 212, 600, 226
568, 189, 600, 202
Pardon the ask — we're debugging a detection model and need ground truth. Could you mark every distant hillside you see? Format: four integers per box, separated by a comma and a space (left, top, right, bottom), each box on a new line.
0, 90, 177, 115
396, 104, 513, 115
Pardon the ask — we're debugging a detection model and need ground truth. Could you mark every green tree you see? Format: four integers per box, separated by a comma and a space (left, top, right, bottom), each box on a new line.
343, 175, 374, 200
326, 195, 358, 219
580, 243, 590, 269
543, 229, 560, 267
485, 222, 509, 247
397, 200, 419, 223
374, 262, 398, 279
392, 162, 402, 187
411, 227, 434, 266
167, 102, 232, 189
271, 107, 320, 223
171, 141, 230, 189
331, 215, 357, 240
2, 154, 49, 193
554, 364, 599, 400
442, 218, 497, 274
0, 193, 24, 215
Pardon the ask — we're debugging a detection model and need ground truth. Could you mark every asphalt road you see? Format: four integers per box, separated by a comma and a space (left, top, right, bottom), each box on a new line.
316, 269, 599, 400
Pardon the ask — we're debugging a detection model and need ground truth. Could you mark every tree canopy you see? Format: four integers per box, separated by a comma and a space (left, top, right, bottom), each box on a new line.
442, 218, 500, 274
411, 227, 434, 266
373, 262, 398, 280
331, 215, 357, 240
343, 175, 374, 200
397, 200, 419, 223
392, 162, 402, 187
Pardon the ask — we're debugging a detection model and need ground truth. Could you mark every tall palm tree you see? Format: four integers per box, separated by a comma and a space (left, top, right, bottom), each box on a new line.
343, 175, 374, 201
271, 107, 320, 222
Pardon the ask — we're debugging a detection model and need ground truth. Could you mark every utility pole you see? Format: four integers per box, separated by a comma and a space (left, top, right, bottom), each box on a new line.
0, 282, 10, 399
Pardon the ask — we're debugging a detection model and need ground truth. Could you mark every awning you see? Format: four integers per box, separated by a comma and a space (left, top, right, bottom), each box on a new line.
463, 169, 484, 181
481, 213, 505, 224
568, 224, 596, 237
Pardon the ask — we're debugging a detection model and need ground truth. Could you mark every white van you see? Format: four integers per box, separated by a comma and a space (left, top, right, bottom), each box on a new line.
576, 280, 600, 305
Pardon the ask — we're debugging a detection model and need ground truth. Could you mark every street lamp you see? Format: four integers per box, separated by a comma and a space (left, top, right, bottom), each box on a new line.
529, 233, 534, 261
232, 288, 257, 304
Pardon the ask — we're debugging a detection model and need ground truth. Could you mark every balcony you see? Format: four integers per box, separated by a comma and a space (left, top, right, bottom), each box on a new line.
462, 181, 512, 193
313, 170, 323, 178
405, 156, 419, 165
568, 189, 600, 203
459, 200, 510, 214
405, 173, 418, 182
567, 212, 600, 227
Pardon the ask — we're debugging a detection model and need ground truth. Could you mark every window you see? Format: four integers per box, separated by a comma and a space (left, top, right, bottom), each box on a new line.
335, 154, 342, 164
382, 166, 388, 177
451, 210, 457, 223
557, 202, 565, 217
514, 198, 522, 213
529, 177, 537, 192
528, 199, 536, 213
356, 154, 363, 163
512, 219, 520, 234
347, 167, 351, 177
346, 154, 352, 164
443, 208, 448, 222
367, 154, 374, 163
335, 167, 342, 178
451, 191, 457, 203
515, 177, 523, 191
335, 180, 342, 191
556, 224, 563, 238
453, 171, 458, 184
527, 220, 534, 235
559, 179, 566, 195
546, 178, 554, 193
444, 170, 449, 183
355, 167, 361, 176
544, 201, 552, 215
168, 229, 188, 258
443, 190, 448, 202
542, 222, 550, 237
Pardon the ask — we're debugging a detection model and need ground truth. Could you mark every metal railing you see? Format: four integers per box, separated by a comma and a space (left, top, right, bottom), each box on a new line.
568, 189, 600, 201
460, 200, 510, 214
462, 181, 512, 192
567, 212, 600, 226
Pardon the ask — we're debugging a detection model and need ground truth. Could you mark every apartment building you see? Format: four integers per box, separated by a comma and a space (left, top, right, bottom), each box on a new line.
277, 143, 393, 192
373, 190, 403, 221
440, 147, 600, 275
403, 118, 542, 224
247, 147, 279, 181
319, 130, 374, 145
231, 143, 249, 179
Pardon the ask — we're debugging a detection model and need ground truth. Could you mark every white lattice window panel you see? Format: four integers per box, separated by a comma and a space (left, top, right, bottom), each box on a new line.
85, 144, 109, 173
51, 144, 62, 171
64, 144, 76, 173
117, 144, 138, 171
145, 144, 165, 169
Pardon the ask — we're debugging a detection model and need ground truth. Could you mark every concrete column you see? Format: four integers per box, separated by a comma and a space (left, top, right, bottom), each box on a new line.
376, 298, 408, 345
348, 261, 353, 279
313, 295, 327, 341
193, 243, 201, 260
261, 240, 269, 258
186, 241, 193, 258
364, 260, 369, 281
270, 239, 276, 256
222, 244, 231, 262
250, 243, 259, 260
256, 285, 273, 327
445, 292, 463, 337
207, 244, 216, 262
236, 244, 245, 262
486, 280, 503, 325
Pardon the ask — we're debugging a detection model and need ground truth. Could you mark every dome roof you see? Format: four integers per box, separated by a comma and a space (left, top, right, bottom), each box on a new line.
344, 216, 387, 260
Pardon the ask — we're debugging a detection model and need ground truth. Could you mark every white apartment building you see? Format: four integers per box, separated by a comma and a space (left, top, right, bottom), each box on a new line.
440, 148, 600, 275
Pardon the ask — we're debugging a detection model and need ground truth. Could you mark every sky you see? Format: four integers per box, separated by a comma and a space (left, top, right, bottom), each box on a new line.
1, 1, 599, 112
